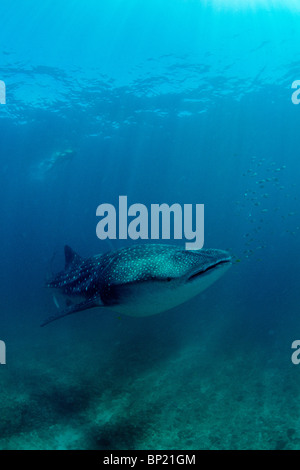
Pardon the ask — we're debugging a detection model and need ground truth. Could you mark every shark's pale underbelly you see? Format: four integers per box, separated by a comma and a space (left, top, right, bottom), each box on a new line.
106, 267, 228, 317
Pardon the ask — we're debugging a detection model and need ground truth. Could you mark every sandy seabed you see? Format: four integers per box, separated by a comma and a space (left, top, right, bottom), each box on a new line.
0, 301, 299, 450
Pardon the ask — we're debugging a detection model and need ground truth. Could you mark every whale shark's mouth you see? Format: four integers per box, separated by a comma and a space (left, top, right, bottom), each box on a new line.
187, 259, 232, 282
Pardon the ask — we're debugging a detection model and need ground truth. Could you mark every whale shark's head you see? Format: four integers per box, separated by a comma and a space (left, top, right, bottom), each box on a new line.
102, 245, 232, 316
176, 247, 232, 284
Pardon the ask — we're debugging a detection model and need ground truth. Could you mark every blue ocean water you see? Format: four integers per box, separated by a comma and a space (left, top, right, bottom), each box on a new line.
0, 0, 300, 450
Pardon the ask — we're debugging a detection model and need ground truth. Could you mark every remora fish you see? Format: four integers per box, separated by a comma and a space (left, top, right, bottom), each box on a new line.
41, 244, 231, 326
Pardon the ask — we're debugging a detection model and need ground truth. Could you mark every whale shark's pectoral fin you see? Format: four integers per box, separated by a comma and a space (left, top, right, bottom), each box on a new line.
41, 297, 102, 327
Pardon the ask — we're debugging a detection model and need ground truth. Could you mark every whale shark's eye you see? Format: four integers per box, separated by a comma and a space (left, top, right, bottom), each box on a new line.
166, 277, 172, 282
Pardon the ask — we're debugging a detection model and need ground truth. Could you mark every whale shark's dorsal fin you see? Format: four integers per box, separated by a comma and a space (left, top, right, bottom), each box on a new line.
64, 245, 82, 270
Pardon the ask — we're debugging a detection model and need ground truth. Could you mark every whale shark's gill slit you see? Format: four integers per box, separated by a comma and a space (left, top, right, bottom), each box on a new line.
188, 260, 231, 281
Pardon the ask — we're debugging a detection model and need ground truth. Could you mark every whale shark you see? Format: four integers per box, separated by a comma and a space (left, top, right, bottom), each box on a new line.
41, 244, 232, 326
